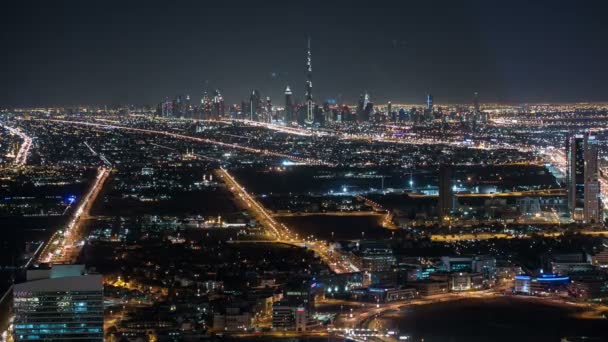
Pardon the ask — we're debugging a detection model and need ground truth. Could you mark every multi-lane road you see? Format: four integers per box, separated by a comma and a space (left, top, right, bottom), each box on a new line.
39, 167, 111, 264
1, 123, 32, 166
40, 119, 330, 166
216, 167, 360, 274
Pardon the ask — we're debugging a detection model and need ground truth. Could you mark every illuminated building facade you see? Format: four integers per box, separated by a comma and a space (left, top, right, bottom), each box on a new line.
13, 274, 103, 341
305, 37, 313, 124
284, 85, 293, 123
567, 133, 601, 223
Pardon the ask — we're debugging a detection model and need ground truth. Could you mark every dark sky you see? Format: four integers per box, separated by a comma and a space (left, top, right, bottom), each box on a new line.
1, 0, 607, 107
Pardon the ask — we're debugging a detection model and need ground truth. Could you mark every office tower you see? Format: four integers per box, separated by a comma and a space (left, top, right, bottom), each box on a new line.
173, 95, 186, 117
398, 108, 407, 122
212, 89, 225, 119
340, 105, 352, 122
161, 99, 173, 117
438, 165, 454, 221
249, 89, 261, 121
201, 91, 212, 119
473, 92, 479, 113
240, 100, 249, 120
387, 101, 393, 121
13, 266, 103, 341
426, 94, 433, 111
305, 37, 314, 124
364, 100, 374, 122
284, 85, 293, 123
568, 133, 602, 223
266, 96, 272, 122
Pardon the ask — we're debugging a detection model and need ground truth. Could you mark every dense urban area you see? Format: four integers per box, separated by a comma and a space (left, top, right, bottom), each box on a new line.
2, 91, 608, 342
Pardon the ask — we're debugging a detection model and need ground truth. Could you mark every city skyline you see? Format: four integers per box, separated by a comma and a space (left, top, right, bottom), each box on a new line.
3, 2, 608, 341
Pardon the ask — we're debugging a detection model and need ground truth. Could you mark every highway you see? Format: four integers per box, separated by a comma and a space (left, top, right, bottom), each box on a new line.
41, 119, 330, 166
431, 229, 608, 242
216, 167, 360, 274
355, 195, 397, 229
1, 123, 32, 166
271, 210, 382, 218
39, 167, 111, 264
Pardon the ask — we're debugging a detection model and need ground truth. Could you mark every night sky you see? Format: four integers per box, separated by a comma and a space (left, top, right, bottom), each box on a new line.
1, 1, 607, 107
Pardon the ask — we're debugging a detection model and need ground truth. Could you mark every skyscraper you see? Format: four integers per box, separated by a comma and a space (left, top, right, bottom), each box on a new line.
568, 133, 601, 223
13, 266, 103, 341
473, 92, 480, 113
305, 37, 313, 124
438, 165, 454, 221
201, 91, 212, 119
250, 89, 261, 121
426, 94, 434, 111
212, 89, 225, 119
284, 85, 293, 123
265, 96, 272, 122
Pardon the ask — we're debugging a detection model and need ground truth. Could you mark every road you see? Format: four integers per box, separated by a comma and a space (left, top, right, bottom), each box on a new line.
271, 211, 382, 218
431, 229, 608, 242
1, 123, 32, 166
355, 195, 397, 229
41, 119, 330, 166
216, 167, 359, 273
39, 167, 111, 264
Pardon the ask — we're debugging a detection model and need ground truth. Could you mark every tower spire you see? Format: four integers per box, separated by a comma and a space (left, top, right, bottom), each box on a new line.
305, 36, 313, 124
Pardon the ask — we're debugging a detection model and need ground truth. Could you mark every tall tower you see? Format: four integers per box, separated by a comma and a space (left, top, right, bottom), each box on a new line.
473, 92, 480, 113
212, 89, 225, 119
266, 96, 272, 122
568, 133, 602, 223
284, 85, 293, 123
584, 134, 601, 223
438, 165, 454, 222
250, 89, 260, 121
305, 37, 313, 124
426, 94, 433, 111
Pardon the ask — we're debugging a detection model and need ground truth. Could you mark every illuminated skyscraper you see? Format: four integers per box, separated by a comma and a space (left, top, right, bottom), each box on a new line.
201, 91, 212, 119
284, 85, 293, 123
568, 133, 601, 223
305, 37, 313, 124
426, 94, 433, 111
265, 96, 272, 122
250, 89, 261, 121
212, 89, 225, 119
473, 92, 479, 113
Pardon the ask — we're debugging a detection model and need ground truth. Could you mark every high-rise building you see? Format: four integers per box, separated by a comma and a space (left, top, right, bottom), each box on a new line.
568, 133, 601, 223
265, 96, 272, 122
201, 91, 212, 119
438, 165, 454, 221
387, 101, 393, 121
305, 37, 314, 124
473, 92, 479, 113
160, 98, 173, 117
13, 266, 103, 341
249, 89, 261, 121
284, 85, 293, 123
212, 89, 225, 119
426, 94, 434, 111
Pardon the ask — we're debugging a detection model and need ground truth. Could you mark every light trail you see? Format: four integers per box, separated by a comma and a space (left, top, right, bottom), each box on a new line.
43, 119, 331, 166
228, 119, 535, 152
1, 123, 32, 166
217, 167, 359, 273
39, 167, 111, 264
